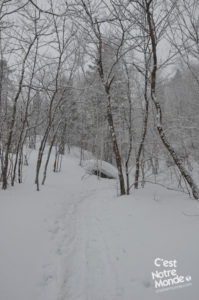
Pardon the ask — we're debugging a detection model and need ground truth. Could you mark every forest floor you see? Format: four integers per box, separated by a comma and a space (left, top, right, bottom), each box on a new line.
0, 149, 199, 300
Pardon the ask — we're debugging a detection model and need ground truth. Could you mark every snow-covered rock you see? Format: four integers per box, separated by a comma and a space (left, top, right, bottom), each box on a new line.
82, 159, 118, 179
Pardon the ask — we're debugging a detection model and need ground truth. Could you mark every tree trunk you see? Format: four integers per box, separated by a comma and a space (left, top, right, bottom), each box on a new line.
146, 2, 199, 199
106, 91, 126, 195
96, 25, 126, 195
35, 129, 49, 191
42, 123, 60, 185
134, 78, 149, 189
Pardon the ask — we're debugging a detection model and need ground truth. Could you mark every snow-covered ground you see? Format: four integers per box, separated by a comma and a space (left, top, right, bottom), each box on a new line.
0, 150, 199, 300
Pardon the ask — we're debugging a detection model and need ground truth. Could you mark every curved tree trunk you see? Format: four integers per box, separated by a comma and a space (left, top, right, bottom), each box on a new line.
146, 1, 199, 199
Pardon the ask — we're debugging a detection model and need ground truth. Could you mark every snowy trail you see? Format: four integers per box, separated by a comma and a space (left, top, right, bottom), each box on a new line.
0, 152, 119, 300
59, 188, 121, 300
1, 151, 199, 300
0, 153, 88, 300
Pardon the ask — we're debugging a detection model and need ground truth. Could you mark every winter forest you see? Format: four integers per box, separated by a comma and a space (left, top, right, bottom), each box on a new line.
1, 0, 199, 300
0, 0, 199, 196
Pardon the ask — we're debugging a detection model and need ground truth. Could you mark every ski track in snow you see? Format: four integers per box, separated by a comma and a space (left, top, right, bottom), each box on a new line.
45, 185, 121, 300
32, 152, 126, 300
37, 157, 120, 300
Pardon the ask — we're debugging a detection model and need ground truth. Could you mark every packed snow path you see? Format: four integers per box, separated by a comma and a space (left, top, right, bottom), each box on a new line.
0, 151, 199, 300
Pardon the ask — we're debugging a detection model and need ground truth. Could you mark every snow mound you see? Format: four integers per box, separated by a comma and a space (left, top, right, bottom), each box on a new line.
82, 159, 118, 179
